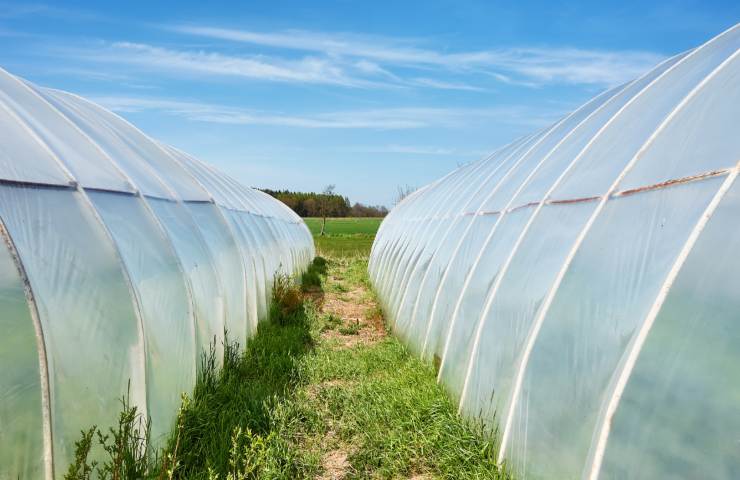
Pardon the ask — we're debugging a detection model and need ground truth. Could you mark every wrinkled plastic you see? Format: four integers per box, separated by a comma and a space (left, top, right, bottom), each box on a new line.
0, 69, 314, 478
370, 24, 740, 480
0, 230, 44, 479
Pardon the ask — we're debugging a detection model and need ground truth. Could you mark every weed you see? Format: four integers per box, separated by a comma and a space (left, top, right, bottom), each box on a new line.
338, 320, 361, 336
64, 383, 157, 480
320, 313, 343, 332
269, 272, 304, 325
329, 282, 348, 293
364, 304, 384, 323
65, 427, 97, 480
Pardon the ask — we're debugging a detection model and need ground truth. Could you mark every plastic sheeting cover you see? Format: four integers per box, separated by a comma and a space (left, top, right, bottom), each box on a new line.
370, 24, 740, 479
0, 69, 314, 479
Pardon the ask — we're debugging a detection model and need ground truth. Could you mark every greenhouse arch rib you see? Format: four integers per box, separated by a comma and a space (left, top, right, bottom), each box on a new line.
370, 171, 452, 287
439, 78, 639, 393
3, 78, 164, 478
453, 51, 685, 413
389, 155, 505, 330
417, 133, 537, 357
161, 145, 254, 335
385, 160, 486, 326
34, 78, 215, 380
496, 26, 740, 464
586, 46, 740, 480
377, 165, 472, 311
426, 89, 614, 365
420, 127, 553, 358
0, 218, 53, 480
391, 147, 503, 326
396, 138, 531, 343
32, 91, 203, 362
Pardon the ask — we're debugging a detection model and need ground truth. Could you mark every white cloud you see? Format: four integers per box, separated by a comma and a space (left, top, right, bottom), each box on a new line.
66, 41, 484, 91
410, 78, 487, 92
0, 2, 100, 21
89, 95, 559, 130
96, 42, 372, 87
344, 145, 490, 157
169, 25, 666, 87
48, 26, 663, 92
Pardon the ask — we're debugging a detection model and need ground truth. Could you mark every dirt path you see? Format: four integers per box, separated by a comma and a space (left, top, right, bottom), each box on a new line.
306, 260, 387, 479
291, 256, 502, 480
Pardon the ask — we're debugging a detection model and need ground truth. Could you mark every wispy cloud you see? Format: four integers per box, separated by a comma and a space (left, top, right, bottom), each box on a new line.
344, 145, 490, 156
40, 25, 662, 92
59, 41, 486, 91
0, 2, 100, 21
87, 42, 376, 87
87, 95, 560, 130
169, 25, 665, 87
409, 78, 487, 92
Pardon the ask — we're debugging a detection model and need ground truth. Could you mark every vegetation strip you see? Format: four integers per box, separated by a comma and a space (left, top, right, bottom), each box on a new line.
66, 219, 504, 479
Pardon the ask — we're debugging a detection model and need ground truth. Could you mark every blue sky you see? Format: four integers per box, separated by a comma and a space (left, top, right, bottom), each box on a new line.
1, 1, 737, 206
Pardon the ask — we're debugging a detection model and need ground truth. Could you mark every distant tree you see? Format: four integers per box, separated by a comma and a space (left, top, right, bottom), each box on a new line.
260, 188, 385, 219
350, 202, 389, 217
303, 197, 317, 217
318, 185, 336, 236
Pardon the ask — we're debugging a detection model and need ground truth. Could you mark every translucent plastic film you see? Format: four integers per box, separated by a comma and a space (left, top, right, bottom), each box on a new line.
458, 201, 596, 426
0, 185, 146, 473
505, 178, 722, 479
599, 178, 740, 479
552, 26, 739, 200
0, 232, 44, 479
369, 24, 740, 480
619, 52, 740, 190
438, 207, 532, 399
36, 89, 174, 199
186, 202, 250, 344
0, 71, 133, 193
88, 191, 196, 442
148, 198, 225, 364
0, 97, 71, 187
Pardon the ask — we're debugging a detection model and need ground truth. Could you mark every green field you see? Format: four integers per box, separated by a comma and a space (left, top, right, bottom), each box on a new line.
303, 217, 383, 257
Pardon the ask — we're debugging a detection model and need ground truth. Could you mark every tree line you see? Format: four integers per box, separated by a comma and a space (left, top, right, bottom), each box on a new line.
261, 188, 389, 218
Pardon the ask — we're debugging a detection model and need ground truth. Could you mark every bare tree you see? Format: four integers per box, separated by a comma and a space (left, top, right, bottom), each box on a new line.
395, 184, 416, 205
319, 184, 336, 236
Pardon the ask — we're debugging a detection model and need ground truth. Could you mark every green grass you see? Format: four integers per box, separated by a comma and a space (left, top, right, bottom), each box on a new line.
303, 217, 383, 236
303, 217, 382, 258
66, 247, 505, 479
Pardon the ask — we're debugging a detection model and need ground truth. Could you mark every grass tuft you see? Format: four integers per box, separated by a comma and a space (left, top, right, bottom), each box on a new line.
269, 272, 305, 325
338, 319, 361, 336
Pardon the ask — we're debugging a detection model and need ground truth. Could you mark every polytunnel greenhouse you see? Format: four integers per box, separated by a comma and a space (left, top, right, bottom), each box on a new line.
370, 23, 740, 479
0, 68, 314, 478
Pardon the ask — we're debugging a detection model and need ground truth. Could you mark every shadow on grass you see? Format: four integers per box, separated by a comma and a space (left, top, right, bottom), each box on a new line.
300, 256, 328, 291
